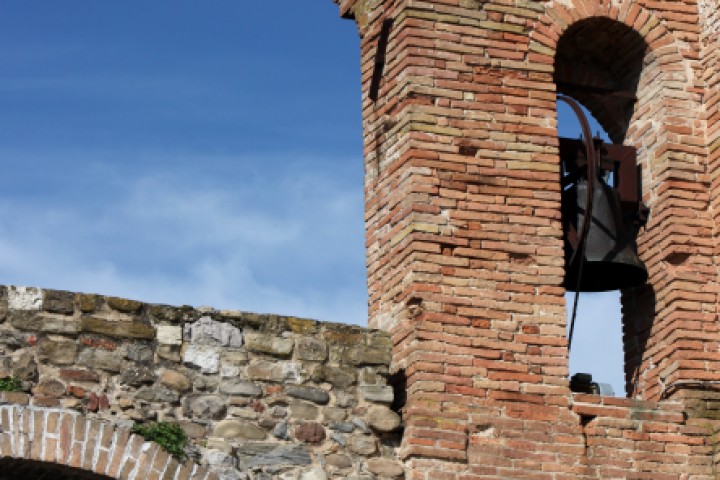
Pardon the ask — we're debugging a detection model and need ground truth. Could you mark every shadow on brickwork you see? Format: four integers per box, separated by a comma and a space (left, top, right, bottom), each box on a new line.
622, 283, 656, 397
0, 458, 114, 480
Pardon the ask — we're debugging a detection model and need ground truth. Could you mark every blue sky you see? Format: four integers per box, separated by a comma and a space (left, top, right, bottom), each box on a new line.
0, 2, 624, 394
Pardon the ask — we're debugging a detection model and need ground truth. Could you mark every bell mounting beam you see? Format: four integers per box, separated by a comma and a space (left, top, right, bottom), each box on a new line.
556, 81, 638, 102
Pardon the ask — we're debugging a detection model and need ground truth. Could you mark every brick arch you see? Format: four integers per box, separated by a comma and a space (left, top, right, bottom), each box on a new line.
529, 0, 686, 142
530, 0, 682, 60
0, 405, 213, 480
554, 17, 648, 142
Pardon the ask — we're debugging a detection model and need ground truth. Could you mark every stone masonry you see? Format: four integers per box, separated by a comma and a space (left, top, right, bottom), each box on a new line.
0, 285, 404, 479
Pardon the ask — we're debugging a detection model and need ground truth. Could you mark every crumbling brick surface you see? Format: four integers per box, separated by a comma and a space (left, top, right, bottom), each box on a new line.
346, 0, 720, 477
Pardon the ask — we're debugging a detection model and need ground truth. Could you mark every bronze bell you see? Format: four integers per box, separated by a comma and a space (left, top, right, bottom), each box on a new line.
562, 175, 648, 292
558, 96, 648, 293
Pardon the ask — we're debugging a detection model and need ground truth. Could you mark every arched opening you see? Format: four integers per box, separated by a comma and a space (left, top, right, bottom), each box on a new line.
0, 458, 113, 480
554, 18, 651, 397
558, 99, 625, 395
555, 17, 647, 143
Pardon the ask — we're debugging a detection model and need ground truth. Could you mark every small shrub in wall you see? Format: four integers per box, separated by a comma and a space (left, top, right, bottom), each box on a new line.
0, 377, 22, 392
131, 421, 188, 459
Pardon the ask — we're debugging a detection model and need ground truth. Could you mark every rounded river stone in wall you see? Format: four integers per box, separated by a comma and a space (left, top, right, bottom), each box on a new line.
219, 379, 262, 397
160, 370, 192, 392
286, 386, 330, 405
366, 458, 405, 477
325, 454, 353, 469
33, 379, 65, 397
366, 405, 401, 432
290, 401, 319, 420
213, 419, 267, 440
294, 422, 326, 444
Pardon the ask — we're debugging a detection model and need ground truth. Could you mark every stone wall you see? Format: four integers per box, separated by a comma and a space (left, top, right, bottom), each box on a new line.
0, 285, 404, 479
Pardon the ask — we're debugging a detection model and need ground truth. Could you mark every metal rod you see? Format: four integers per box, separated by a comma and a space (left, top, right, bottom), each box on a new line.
558, 95, 598, 352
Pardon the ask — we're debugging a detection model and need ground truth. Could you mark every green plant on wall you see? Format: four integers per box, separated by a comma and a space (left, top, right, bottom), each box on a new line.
0, 377, 22, 392
131, 421, 187, 459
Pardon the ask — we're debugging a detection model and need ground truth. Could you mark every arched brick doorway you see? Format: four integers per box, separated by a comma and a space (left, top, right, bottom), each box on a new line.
0, 458, 113, 479
0, 406, 214, 480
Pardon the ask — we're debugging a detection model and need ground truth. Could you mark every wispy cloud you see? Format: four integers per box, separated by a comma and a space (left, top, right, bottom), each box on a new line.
0, 150, 367, 325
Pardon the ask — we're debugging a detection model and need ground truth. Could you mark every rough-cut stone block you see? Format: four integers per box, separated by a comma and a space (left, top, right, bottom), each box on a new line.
39, 338, 78, 365
75, 293, 98, 312
246, 361, 303, 384
126, 343, 153, 362
59, 368, 100, 383
244, 332, 294, 357
183, 395, 227, 420
148, 303, 184, 322
77, 348, 124, 372
183, 345, 221, 373
286, 386, 330, 405
81, 317, 155, 339
12, 351, 37, 381
344, 346, 391, 366
184, 316, 242, 347
120, 365, 156, 386
157, 325, 183, 345
359, 385, 394, 404
43, 289, 75, 314
10, 311, 80, 334
296, 337, 328, 361
179, 421, 206, 439
135, 386, 179, 403
212, 419, 266, 440
234, 443, 311, 470
289, 401, 319, 420
311, 364, 356, 388
106, 296, 143, 313
7, 286, 42, 311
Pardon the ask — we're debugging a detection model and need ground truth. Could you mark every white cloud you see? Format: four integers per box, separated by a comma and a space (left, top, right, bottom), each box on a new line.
0, 150, 367, 326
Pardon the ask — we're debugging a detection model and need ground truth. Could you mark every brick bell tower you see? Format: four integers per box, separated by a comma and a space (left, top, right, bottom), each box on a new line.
336, 0, 720, 477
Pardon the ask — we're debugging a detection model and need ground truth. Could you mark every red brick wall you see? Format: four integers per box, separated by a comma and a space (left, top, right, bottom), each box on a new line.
702, 0, 720, 334
339, 0, 720, 477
